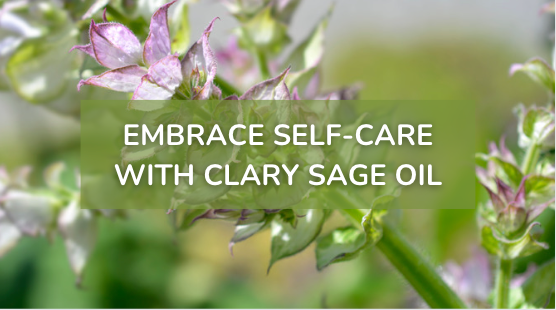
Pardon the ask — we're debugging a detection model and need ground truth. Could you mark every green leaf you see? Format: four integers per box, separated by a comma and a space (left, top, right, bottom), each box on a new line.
169, 0, 190, 54
285, 6, 330, 71
315, 209, 382, 270
526, 175, 555, 193
177, 208, 209, 231
229, 215, 273, 253
481, 222, 548, 259
526, 175, 555, 203
326, 114, 367, 167
515, 104, 555, 149
172, 171, 230, 206
522, 107, 555, 142
489, 156, 524, 188
284, 5, 331, 93
268, 208, 325, 271
511, 58, 555, 93
121, 144, 167, 166
521, 260, 555, 308
236, 6, 290, 54
43, 162, 66, 190
6, 28, 80, 103
253, 170, 313, 209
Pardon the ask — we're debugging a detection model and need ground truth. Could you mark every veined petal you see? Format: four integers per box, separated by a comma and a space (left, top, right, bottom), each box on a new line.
0, 209, 21, 258
131, 75, 174, 100
512, 176, 527, 207
291, 87, 301, 100
58, 200, 97, 282
240, 67, 291, 100
69, 44, 95, 58
495, 178, 514, 203
1, 190, 55, 237
201, 18, 218, 83
147, 54, 182, 92
143, 0, 177, 67
181, 17, 218, 86
77, 65, 147, 92
90, 20, 142, 69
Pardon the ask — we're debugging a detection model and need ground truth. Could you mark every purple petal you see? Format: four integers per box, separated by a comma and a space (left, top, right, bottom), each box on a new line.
224, 95, 239, 100
0, 209, 21, 258
181, 17, 219, 86
57, 200, 96, 281
211, 84, 222, 99
476, 166, 492, 187
192, 80, 220, 100
69, 44, 95, 58
495, 178, 514, 203
77, 65, 147, 92
147, 54, 182, 92
483, 185, 505, 213
89, 20, 142, 69
512, 176, 528, 207
304, 73, 320, 99
488, 141, 498, 155
143, 0, 177, 67
240, 67, 292, 100
292, 87, 301, 100
131, 75, 174, 100
509, 63, 524, 76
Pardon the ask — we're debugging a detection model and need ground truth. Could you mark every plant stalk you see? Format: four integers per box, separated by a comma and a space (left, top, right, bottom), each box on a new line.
340, 207, 467, 308
494, 258, 513, 309
521, 142, 541, 175
255, 48, 271, 80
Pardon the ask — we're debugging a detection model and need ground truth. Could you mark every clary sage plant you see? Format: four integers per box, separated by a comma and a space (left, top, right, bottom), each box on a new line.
0, 0, 554, 308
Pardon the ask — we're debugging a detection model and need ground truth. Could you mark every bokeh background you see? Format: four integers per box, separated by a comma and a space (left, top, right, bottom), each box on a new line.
0, 0, 554, 308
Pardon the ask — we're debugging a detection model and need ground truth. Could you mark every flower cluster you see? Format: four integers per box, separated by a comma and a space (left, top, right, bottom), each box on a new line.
72, 1, 220, 100
475, 58, 555, 261
0, 163, 122, 284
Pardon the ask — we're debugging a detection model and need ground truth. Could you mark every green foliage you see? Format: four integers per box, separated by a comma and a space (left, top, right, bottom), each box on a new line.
510, 58, 555, 94
315, 209, 382, 270
269, 208, 326, 270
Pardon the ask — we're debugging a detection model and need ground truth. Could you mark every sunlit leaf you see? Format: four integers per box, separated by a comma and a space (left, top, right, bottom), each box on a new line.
268, 208, 325, 271
6, 29, 80, 103
510, 58, 555, 94
316, 209, 382, 270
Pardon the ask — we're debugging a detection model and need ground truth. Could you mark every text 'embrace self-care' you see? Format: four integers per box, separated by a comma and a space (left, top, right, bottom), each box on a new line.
115, 123, 442, 187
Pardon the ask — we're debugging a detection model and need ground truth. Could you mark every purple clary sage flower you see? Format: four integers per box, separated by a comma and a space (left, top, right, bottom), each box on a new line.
71, 1, 221, 101
478, 176, 554, 235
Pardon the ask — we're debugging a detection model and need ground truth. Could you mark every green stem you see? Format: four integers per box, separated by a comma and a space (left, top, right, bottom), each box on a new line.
340, 207, 467, 309
214, 75, 242, 97
255, 48, 271, 80
494, 258, 513, 309
521, 142, 540, 175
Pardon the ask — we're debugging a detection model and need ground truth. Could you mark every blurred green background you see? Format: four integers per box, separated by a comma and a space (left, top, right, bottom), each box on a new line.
0, 0, 554, 308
